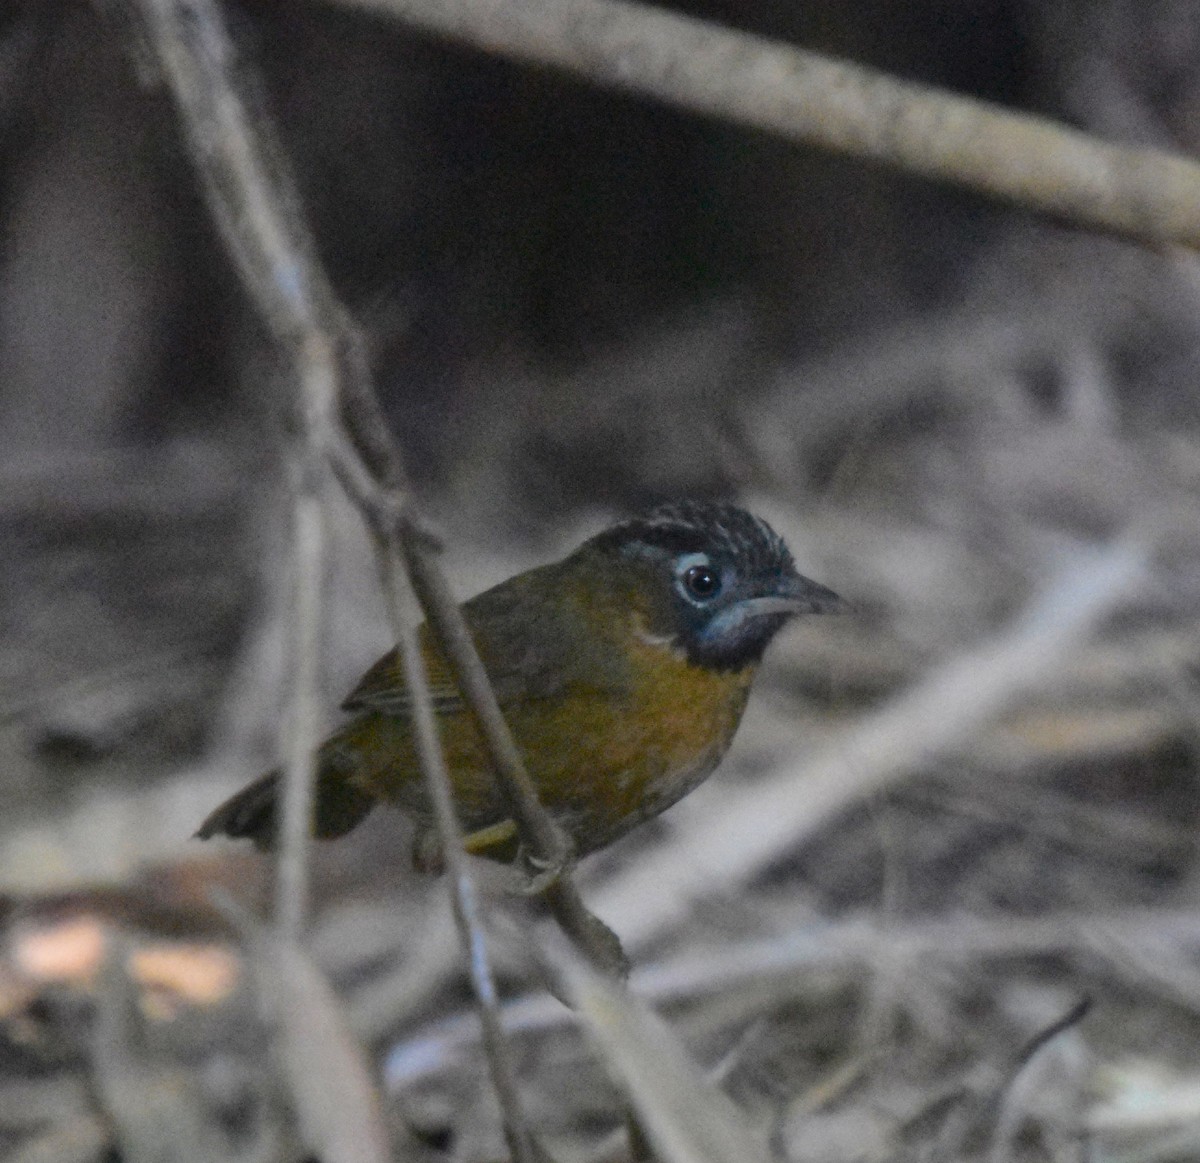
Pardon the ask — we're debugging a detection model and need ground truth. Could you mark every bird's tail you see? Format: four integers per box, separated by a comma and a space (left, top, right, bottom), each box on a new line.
195, 761, 376, 850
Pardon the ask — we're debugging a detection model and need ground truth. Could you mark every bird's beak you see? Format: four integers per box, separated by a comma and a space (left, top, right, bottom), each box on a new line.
742, 573, 848, 619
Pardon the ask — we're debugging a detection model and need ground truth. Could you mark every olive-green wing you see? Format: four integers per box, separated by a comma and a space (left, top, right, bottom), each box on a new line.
340, 638, 482, 717
340, 564, 628, 718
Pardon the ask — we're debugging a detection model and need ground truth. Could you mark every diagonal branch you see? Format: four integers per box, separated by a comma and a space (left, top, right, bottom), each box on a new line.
337, 0, 1200, 250
375, 540, 540, 1163
129, 0, 622, 977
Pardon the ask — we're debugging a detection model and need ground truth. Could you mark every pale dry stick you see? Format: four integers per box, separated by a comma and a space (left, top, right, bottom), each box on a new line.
337, 0, 1200, 249
593, 539, 1150, 952
537, 929, 773, 1163
402, 542, 627, 975
135, 0, 335, 943
275, 475, 326, 940
216, 892, 389, 1163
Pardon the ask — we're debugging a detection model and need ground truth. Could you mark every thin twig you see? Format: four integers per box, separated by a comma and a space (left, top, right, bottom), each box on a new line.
986, 998, 1092, 1163
376, 539, 541, 1163
336, 0, 1200, 249
326, 451, 626, 975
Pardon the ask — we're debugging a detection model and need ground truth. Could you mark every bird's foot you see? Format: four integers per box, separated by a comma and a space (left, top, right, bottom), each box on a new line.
511, 822, 578, 895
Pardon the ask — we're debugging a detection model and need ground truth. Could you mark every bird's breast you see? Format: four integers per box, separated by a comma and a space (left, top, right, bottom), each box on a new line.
515, 630, 755, 851
337, 608, 757, 855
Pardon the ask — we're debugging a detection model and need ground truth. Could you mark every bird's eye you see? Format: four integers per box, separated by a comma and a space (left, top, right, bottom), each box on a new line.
683, 564, 720, 600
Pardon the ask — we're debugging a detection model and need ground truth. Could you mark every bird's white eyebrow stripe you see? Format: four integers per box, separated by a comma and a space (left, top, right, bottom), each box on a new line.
630, 612, 681, 650
636, 628, 676, 646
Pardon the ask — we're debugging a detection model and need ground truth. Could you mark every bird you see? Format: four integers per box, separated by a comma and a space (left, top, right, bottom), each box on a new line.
196, 500, 844, 867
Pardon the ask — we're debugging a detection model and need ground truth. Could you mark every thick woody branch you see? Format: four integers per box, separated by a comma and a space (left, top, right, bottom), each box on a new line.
339, 0, 1200, 250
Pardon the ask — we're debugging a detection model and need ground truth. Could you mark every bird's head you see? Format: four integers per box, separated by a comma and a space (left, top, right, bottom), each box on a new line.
581, 500, 844, 671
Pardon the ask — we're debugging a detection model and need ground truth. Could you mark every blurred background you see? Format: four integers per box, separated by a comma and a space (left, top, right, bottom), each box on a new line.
5, 0, 1200, 1159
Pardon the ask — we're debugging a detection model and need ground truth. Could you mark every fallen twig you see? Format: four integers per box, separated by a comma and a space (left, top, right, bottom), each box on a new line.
385, 905, 1200, 1090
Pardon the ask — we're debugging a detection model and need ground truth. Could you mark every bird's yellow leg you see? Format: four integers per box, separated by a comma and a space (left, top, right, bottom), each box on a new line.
412, 819, 519, 872
461, 818, 519, 856
462, 819, 574, 894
